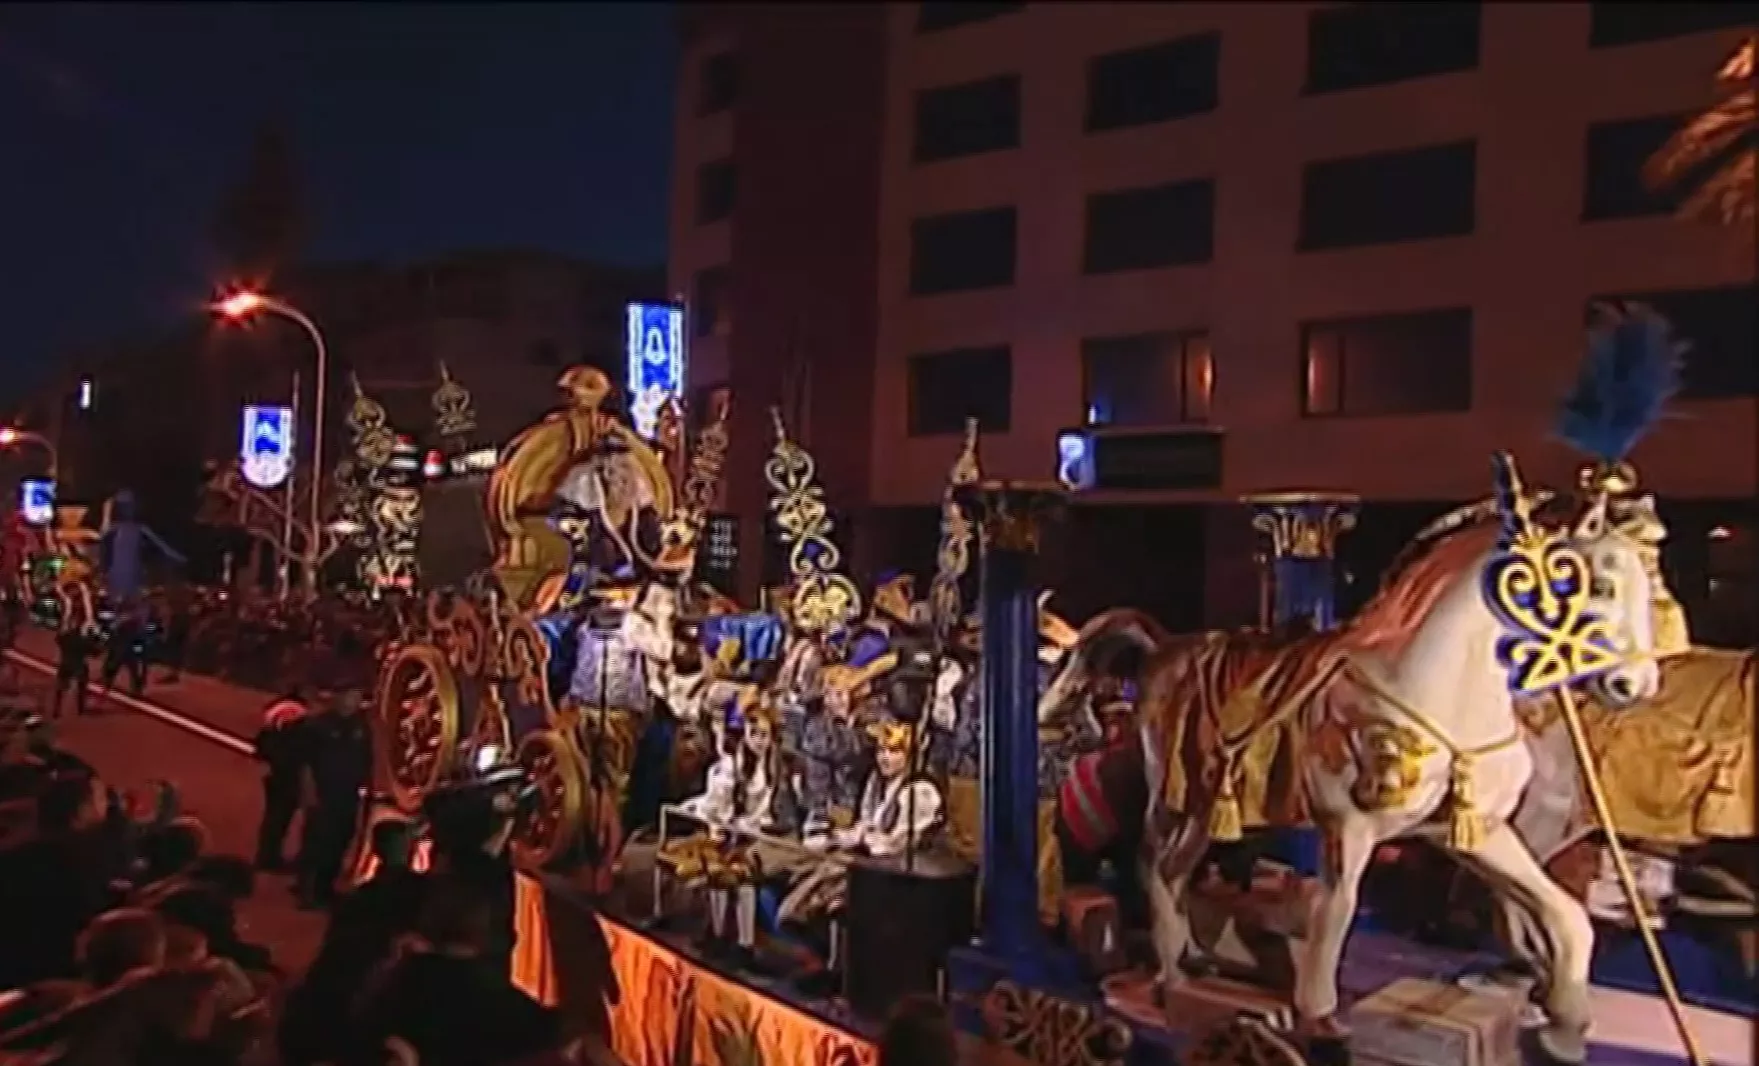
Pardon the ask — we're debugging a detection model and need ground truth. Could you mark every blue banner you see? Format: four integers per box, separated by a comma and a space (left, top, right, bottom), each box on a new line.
625, 302, 686, 440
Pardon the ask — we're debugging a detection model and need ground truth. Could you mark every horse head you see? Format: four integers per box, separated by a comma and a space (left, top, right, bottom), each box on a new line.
1571, 493, 1662, 707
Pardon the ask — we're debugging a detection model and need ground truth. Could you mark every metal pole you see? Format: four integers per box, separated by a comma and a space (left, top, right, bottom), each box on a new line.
263, 299, 328, 596
281, 370, 300, 599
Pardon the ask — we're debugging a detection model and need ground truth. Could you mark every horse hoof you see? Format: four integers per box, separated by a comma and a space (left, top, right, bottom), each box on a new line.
1529, 1024, 1588, 1066
1306, 1034, 1351, 1066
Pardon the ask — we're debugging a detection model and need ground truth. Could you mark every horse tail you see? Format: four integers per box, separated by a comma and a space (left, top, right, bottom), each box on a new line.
1037, 607, 1169, 728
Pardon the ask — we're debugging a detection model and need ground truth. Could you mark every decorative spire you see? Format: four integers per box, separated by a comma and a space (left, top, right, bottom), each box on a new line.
431, 360, 477, 441
929, 418, 982, 646
765, 406, 860, 637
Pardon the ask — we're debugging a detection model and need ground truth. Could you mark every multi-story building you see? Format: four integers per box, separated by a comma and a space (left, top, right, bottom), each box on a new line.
670, 2, 1755, 640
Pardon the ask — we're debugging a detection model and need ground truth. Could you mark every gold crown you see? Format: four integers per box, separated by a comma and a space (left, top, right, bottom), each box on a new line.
732, 686, 778, 728
820, 652, 898, 700
871, 718, 917, 753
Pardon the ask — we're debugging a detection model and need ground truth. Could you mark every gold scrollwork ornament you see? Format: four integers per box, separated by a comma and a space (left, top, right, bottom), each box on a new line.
980, 980, 1132, 1066
765, 407, 862, 635
372, 643, 462, 813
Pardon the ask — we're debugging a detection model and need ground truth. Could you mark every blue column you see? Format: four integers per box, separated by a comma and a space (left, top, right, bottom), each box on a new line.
959, 480, 1063, 973
1242, 492, 1358, 876
1242, 492, 1359, 633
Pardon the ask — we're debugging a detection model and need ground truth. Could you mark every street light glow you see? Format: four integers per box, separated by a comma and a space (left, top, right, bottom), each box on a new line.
217, 291, 267, 319
0, 428, 16, 446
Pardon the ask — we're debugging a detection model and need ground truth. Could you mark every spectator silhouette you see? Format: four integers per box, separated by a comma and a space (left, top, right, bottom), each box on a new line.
295, 688, 370, 909
253, 689, 312, 871
0, 774, 116, 987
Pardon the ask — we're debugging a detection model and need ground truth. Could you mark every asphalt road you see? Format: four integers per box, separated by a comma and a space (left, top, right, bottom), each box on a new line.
4, 656, 326, 974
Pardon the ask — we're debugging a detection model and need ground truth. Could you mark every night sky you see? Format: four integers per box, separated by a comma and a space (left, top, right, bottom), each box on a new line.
0, 3, 675, 390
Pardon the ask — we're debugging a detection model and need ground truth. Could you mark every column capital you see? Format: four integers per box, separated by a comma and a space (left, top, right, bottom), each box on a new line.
956, 480, 1066, 555
1241, 491, 1359, 561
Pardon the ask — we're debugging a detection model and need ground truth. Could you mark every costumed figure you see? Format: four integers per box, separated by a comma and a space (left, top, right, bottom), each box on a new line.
47, 505, 101, 633
100, 490, 186, 608
794, 654, 895, 850
778, 717, 945, 936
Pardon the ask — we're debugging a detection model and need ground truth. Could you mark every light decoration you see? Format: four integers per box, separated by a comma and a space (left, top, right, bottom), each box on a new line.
1056, 430, 1094, 492
625, 302, 686, 441
19, 477, 54, 526
239, 405, 296, 490
77, 378, 94, 411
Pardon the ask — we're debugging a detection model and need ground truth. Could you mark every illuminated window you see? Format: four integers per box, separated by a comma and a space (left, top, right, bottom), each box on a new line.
696, 159, 737, 225
1082, 331, 1212, 427
1589, 287, 1758, 399
909, 207, 1017, 295
698, 51, 738, 116
908, 345, 1011, 436
1300, 309, 1473, 417
1083, 179, 1214, 273
917, 2, 1023, 34
1299, 142, 1477, 251
913, 75, 1020, 163
1086, 32, 1220, 132
1305, 4, 1481, 95
1583, 113, 1690, 221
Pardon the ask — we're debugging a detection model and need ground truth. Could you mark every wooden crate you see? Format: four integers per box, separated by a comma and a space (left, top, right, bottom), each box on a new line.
1349, 978, 1522, 1066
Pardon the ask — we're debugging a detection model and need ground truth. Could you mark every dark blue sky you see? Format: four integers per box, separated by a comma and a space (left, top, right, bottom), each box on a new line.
0, 2, 675, 387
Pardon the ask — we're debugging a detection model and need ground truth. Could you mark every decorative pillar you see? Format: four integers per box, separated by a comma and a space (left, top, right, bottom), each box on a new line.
958, 480, 1064, 973
1242, 491, 1358, 876
1241, 492, 1359, 633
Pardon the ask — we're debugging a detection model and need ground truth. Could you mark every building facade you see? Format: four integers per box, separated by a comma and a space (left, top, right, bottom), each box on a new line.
683, 3, 1755, 636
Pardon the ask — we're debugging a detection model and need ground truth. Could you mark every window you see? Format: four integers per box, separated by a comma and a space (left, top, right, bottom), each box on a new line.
1083, 180, 1214, 273
1300, 308, 1473, 417
1082, 332, 1212, 426
1590, 287, 1757, 399
1299, 141, 1477, 250
1589, 3, 1759, 48
696, 159, 737, 224
1086, 33, 1220, 132
914, 75, 1021, 163
692, 267, 731, 339
908, 345, 1012, 435
1582, 114, 1689, 220
1305, 4, 1481, 95
909, 207, 1017, 295
917, 2, 1024, 34
698, 51, 738, 115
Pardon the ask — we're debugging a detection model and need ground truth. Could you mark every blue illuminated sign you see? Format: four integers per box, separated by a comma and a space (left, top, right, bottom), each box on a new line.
19, 477, 54, 526
625, 302, 686, 440
240, 405, 295, 490
1057, 430, 1095, 492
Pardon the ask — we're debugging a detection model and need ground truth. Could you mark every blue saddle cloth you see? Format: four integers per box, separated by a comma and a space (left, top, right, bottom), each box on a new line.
700, 613, 785, 669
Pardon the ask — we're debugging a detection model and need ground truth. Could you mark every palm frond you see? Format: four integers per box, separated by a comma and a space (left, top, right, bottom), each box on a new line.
1645, 35, 1757, 228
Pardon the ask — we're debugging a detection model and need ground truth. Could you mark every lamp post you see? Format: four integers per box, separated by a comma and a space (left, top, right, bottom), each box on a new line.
216, 291, 329, 593
0, 427, 60, 480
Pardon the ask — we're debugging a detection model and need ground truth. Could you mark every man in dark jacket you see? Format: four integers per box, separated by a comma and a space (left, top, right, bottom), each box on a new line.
101, 605, 151, 698
52, 619, 96, 718
254, 690, 311, 872
294, 688, 371, 909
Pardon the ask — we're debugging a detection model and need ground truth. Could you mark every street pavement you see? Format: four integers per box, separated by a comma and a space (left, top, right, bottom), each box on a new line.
4, 639, 326, 975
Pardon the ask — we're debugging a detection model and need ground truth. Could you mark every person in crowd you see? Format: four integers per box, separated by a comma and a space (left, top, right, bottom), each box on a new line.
0, 773, 117, 988
425, 777, 520, 976
253, 688, 312, 872
135, 815, 211, 887
153, 881, 275, 977
51, 615, 96, 718
101, 603, 153, 699
352, 884, 564, 1066
330, 817, 428, 945
76, 906, 169, 990
878, 994, 960, 1066
294, 687, 371, 910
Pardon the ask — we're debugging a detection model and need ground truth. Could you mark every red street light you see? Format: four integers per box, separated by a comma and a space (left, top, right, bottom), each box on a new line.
216, 291, 267, 320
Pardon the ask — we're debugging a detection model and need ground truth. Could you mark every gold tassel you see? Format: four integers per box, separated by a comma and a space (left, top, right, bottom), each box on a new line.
1210, 769, 1244, 842
1447, 756, 1483, 852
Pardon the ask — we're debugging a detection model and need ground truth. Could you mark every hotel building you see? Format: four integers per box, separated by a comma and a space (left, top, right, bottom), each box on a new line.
669, 3, 1755, 639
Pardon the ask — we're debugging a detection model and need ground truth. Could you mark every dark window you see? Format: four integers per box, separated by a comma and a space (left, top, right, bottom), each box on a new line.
1582, 114, 1689, 220
1083, 180, 1214, 273
1589, 3, 1759, 48
1590, 287, 1758, 399
528, 339, 563, 368
1082, 331, 1213, 426
917, 2, 1024, 34
914, 75, 1021, 163
698, 51, 738, 115
1299, 141, 1477, 250
1300, 308, 1474, 417
908, 345, 1012, 435
1086, 33, 1221, 132
692, 267, 731, 339
696, 159, 737, 224
909, 207, 1017, 295
1305, 4, 1482, 95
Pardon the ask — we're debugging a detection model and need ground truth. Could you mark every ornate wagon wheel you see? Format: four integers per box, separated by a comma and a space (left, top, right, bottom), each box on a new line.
373, 643, 462, 814
510, 728, 586, 871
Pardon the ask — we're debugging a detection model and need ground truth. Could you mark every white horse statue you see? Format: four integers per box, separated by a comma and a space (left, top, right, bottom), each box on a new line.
1045, 490, 1661, 1063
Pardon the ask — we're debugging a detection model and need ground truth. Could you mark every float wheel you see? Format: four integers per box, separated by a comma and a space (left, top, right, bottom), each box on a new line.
510, 728, 586, 872
373, 643, 462, 814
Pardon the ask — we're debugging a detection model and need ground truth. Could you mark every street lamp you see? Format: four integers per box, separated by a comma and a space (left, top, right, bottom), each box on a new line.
215, 289, 329, 593
0, 426, 60, 479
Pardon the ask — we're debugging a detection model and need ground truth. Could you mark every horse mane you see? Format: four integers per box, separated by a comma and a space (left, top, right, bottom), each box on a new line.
1344, 512, 1505, 654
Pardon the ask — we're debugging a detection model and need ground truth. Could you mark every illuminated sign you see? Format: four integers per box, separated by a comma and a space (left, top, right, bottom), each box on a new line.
19, 477, 54, 526
625, 302, 686, 441
240, 405, 295, 490
699, 512, 740, 595
1057, 431, 1095, 492
446, 447, 499, 478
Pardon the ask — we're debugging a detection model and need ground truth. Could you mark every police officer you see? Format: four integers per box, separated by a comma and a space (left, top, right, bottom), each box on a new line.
101, 604, 151, 698
294, 688, 371, 909
254, 689, 311, 871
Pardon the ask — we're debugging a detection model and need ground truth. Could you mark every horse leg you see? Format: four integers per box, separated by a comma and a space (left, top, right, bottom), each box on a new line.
1142, 811, 1210, 996
1295, 812, 1378, 1043
1458, 820, 1594, 1065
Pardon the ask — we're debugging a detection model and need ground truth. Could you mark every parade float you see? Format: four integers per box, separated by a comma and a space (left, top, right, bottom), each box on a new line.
364, 306, 1753, 1066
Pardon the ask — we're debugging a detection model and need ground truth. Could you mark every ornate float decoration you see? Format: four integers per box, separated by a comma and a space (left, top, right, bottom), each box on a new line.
764, 407, 861, 639
341, 374, 421, 592
431, 360, 478, 447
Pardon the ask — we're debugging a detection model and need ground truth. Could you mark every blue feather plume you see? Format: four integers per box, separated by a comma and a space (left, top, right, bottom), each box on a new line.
1554, 303, 1684, 465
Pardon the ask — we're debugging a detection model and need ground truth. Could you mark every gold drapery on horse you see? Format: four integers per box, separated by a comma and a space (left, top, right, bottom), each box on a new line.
1518, 647, 1755, 845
